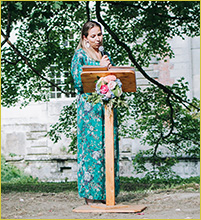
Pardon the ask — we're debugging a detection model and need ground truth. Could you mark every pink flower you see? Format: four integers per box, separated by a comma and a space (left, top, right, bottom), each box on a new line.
104, 75, 116, 83
100, 85, 109, 94
108, 81, 117, 90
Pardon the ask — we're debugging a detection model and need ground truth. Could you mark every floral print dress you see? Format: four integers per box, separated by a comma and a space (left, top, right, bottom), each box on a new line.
71, 48, 119, 200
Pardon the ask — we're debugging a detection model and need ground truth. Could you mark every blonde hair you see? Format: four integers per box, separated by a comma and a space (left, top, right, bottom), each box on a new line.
76, 21, 102, 61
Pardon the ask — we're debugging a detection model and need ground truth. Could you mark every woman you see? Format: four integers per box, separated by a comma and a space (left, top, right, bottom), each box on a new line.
71, 21, 119, 205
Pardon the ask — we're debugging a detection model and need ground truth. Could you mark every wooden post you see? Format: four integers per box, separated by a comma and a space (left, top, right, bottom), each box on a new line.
105, 105, 115, 206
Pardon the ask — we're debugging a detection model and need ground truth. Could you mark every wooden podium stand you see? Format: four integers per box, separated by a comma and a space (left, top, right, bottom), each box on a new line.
73, 67, 146, 213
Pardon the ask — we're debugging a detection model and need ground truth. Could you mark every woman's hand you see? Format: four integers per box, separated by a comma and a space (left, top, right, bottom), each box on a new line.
100, 55, 111, 68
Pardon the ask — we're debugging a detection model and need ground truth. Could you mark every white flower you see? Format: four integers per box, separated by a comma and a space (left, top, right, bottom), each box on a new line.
108, 81, 117, 90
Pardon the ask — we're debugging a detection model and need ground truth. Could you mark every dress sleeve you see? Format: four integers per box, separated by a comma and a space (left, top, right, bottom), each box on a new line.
71, 50, 85, 94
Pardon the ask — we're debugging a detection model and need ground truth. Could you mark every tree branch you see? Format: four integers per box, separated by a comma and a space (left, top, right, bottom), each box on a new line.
95, 1, 200, 111
149, 94, 175, 161
163, 94, 174, 139
86, 1, 90, 21
1, 30, 69, 96
152, 134, 162, 166
1, 2, 11, 47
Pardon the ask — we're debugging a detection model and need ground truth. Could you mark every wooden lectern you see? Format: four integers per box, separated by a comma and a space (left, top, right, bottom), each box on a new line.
73, 66, 146, 213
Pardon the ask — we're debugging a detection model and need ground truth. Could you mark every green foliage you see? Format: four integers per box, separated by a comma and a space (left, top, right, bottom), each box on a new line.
1, 1, 200, 107
118, 78, 200, 178
85, 91, 128, 111
1, 181, 78, 193
1, 155, 38, 183
120, 176, 200, 192
1, 175, 199, 193
1, 1, 84, 107
120, 175, 200, 185
100, 1, 200, 66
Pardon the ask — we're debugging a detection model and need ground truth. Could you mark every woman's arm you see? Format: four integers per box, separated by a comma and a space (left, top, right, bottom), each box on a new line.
71, 50, 85, 94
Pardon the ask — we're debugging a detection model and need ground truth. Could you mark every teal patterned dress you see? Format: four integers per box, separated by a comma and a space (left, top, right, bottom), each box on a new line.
71, 48, 119, 200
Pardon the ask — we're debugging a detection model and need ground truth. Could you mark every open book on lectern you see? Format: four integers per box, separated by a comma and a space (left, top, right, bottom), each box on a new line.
81, 65, 136, 93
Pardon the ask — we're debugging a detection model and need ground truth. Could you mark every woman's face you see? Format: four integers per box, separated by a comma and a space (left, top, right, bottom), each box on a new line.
84, 26, 103, 51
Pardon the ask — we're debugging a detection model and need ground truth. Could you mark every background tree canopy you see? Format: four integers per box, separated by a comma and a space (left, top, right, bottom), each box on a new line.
1, 1, 200, 107
1, 1, 200, 178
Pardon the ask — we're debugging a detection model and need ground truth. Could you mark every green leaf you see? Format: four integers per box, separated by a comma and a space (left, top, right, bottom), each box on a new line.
15, 2, 22, 10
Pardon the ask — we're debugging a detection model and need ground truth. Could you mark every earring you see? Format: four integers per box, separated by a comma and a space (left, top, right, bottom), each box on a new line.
86, 41, 90, 48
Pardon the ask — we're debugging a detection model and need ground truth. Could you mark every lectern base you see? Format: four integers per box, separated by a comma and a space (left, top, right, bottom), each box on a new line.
73, 204, 146, 213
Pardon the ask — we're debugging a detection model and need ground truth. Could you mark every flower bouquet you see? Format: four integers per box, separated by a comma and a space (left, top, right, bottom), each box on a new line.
86, 75, 127, 111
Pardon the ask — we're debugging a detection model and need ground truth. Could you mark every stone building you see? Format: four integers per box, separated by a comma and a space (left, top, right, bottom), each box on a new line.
1, 36, 200, 182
